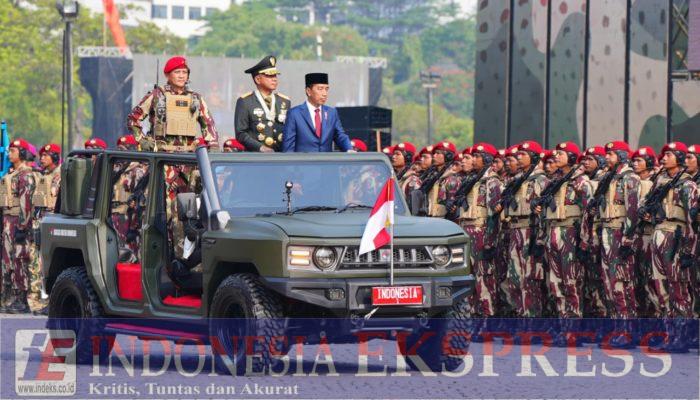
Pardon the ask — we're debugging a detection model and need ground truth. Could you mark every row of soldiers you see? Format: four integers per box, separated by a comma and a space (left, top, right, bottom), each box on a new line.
0, 140, 62, 314
385, 139, 699, 351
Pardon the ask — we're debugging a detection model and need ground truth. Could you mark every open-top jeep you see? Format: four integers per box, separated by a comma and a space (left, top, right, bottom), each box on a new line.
42, 148, 473, 373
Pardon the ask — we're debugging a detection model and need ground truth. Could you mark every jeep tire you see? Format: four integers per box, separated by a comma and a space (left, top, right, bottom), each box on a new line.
47, 267, 115, 364
208, 273, 286, 375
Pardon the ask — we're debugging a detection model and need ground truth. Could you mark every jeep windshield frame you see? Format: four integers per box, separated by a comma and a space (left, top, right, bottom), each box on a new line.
207, 153, 408, 218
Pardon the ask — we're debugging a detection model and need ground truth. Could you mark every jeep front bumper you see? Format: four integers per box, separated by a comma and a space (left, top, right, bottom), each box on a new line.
263, 275, 474, 314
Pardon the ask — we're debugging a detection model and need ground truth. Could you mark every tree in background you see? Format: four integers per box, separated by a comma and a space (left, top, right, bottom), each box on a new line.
0, 0, 184, 146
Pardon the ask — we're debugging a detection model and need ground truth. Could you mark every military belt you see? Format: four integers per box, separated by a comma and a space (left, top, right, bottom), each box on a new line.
159, 143, 196, 153
4, 206, 20, 216
656, 220, 686, 233
459, 217, 487, 227
508, 217, 531, 229
600, 216, 624, 229
547, 217, 578, 228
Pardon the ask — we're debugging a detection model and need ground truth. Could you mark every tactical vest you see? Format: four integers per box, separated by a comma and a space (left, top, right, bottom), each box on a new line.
661, 177, 688, 223
111, 163, 137, 214
507, 178, 533, 218
32, 168, 60, 211
459, 180, 489, 224
154, 91, 199, 139
599, 177, 626, 222
428, 170, 450, 217
0, 170, 17, 210
544, 182, 582, 221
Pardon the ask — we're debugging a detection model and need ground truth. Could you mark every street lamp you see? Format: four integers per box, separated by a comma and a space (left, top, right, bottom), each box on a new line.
420, 70, 441, 145
56, 0, 79, 157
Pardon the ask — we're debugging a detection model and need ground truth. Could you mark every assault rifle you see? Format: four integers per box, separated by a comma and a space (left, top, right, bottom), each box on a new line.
445, 167, 489, 221
496, 164, 537, 213
527, 165, 580, 256
637, 167, 688, 227
584, 167, 616, 217
409, 166, 445, 216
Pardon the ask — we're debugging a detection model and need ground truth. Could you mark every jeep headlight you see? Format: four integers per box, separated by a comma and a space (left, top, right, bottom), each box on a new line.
288, 246, 313, 270
313, 247, 338, 270
431, 245, 451, 267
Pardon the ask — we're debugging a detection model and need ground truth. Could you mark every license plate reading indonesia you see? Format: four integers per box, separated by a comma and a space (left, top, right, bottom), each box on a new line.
372, 285, 423, 305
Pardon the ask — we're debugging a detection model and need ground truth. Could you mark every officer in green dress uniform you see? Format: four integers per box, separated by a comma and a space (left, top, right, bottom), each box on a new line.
234, 55, 291, 152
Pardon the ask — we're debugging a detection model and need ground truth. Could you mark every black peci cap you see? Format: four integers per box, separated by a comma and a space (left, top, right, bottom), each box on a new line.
305, 73, 328, 87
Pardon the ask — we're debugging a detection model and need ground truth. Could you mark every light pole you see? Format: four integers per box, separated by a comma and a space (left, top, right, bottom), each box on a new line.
56, 0, 79, 156
420, 70, 441, 145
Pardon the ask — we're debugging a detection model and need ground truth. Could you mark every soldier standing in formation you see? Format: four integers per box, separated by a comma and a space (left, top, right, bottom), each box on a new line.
235, 56, 290, 152
0, 140, 35, 313
28, 143, 62, 315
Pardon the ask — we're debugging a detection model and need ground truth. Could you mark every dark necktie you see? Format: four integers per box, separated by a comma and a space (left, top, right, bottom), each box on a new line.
314, 108, 322, 138
264, 95, 272, 109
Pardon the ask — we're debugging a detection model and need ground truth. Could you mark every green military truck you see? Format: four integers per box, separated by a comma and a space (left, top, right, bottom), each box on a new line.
41, 148, 473, 373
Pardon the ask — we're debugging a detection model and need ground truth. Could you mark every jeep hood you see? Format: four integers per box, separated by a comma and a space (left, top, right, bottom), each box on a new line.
254, 212, 464, 238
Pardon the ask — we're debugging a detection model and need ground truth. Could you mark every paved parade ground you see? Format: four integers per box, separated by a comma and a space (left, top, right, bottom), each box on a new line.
1, 314, 698, 399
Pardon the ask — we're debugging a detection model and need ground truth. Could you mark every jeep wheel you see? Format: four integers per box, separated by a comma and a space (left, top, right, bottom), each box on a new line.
208, 273, 286, 375
404, 298, 473, 373
47, 267, 114, 364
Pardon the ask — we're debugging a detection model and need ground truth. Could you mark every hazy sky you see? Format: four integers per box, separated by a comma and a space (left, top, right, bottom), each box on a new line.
457, 0, 478, 15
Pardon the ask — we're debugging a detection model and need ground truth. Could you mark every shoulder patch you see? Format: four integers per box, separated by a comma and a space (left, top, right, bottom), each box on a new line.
240, 92, 253, 99
277, 93, 290, 100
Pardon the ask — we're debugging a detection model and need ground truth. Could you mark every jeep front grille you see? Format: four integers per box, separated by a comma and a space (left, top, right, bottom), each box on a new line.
339, 246, 434, 270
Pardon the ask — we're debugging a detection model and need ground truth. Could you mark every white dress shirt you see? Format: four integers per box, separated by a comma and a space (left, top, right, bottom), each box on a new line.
306, 101, 322, 130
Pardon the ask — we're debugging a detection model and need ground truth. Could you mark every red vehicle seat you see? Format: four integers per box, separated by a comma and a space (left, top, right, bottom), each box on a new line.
116, 263, 142, 301
163, 294, 201, 308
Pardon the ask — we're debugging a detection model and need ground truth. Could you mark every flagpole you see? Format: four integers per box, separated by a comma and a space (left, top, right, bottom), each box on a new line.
389, 175, 395, 286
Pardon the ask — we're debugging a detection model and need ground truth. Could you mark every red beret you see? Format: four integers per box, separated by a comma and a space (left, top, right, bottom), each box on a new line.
517, 140, 543, 155
661, 142, 688, 154
605, 141, 631, 156
495, 149, 507, 159
584, 146, 606, 158
223, 138, 245, 151
395, 141, 416, 155
541, 150, 555, 162
688, 144, 700, 154
117, 135, 138, 147
555, 141, 581, 157
505, 145, 519, 157
382, 145, 394, 155
164, 56, 189, 75
40, 143, 61, 155
350, 139, 368, 152
471, 142, 498, 157
433, 141, 457, 155
85, 138, 107, 149
10, 138, 33, 152
631, 146, 657, 159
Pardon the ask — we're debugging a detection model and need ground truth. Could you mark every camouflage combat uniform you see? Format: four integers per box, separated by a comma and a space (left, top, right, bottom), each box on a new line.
28, 164, 61, 310
597, 165, 640, 319
111, 161, 149, 263
0, 168, 18, 307
2, 164, 35, 305
502, 168, 547, 317
458, 168, 502, 317
438, 169, 465, 223
426, 166, 451, 217
647, 170, 698, 318
580, 169, 610, 317
127, 84, 219, 152
398, 169, 421, 200
494, 173, 511, 316
635, 171, 667, 317
543, 172, 592, 318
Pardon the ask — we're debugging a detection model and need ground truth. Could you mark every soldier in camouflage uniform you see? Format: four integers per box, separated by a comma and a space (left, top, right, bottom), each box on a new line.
392, 142, 421, 199
498, 141, 547, 318
644, 143, 698, 352
1, 139, 36, 313
425, 141, 456, 218
438, 148, 469, 224
418, 146, 433, 171
631, 147, 666, 318
535, 142, 591, 344
111, 135, 149, 263
127, 56, 218, 152
685, 145, 699, 317
28, 143, 62, 314
457, 143, 501, 321
234, 56, 290, 152
542, 150, 557, 178
596, 141, 641, 325
494, 146, 520, 316
579, 146, 610, 318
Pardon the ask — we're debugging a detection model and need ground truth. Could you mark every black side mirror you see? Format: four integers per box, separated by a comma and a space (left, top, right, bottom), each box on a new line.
176, 192, 197, 221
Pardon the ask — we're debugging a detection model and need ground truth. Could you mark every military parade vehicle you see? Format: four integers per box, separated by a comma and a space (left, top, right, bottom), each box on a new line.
41, 147, 473, 373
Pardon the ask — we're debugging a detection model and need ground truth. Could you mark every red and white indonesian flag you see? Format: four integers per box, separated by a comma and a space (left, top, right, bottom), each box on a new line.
359, 178, 395, 255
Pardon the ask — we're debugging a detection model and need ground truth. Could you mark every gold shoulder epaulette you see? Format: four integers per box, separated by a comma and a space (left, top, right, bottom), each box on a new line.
277, 93, 290, 100
240, 91, 253, 99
